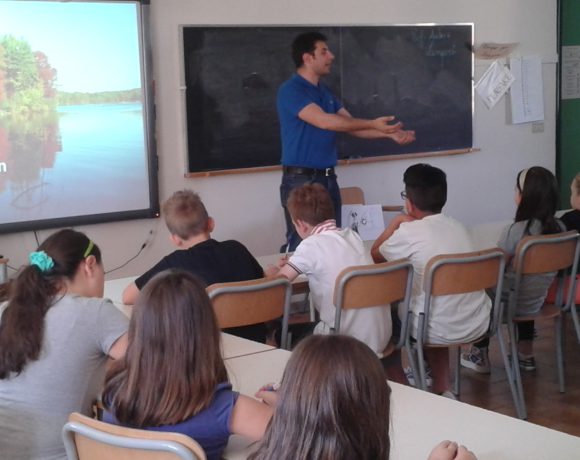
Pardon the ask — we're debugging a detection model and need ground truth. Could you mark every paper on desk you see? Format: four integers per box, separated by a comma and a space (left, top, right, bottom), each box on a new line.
475, 60, 515, 109
342, 204, 384, 241
473, 42, 518, 60
509, 56, 544, 124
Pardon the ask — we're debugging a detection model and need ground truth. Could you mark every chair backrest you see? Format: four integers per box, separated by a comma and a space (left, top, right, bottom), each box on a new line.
332, 259, 413, 341
207, 276, 292, 348
421, 248, 506, 341
340, 186, 365, 205
514, 230, 579, 275
512, 230, 580, 311
62, 412, 206, 460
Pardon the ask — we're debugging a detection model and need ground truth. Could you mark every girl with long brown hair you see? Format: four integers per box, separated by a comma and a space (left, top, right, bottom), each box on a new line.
251, 334, 476, 460
0, 229, 129, 460
102, 269, 272, 460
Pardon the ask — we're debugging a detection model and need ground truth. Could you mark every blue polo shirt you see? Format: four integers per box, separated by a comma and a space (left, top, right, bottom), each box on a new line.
277, 73, 342, 168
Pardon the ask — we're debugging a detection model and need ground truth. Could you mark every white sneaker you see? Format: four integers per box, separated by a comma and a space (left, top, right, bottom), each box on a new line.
404, 366, 433, 387
460, 346, 491, 374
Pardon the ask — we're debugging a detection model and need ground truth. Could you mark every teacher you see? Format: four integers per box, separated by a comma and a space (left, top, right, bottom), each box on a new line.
278, 31, 416, 251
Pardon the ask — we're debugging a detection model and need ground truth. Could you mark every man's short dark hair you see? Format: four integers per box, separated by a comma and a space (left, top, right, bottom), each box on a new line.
291, 32, 328, 68
403, 163, 447, 213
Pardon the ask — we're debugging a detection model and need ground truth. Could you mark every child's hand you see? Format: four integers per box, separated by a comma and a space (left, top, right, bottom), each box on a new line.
427, 441, 477, 460
277, 255, 289, 268
255, 382, 280, 406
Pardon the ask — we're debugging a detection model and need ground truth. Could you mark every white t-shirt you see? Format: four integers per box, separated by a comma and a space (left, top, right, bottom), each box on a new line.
379, 214, 491, 345
288, 226, 392, 355
0, 295, 129, 460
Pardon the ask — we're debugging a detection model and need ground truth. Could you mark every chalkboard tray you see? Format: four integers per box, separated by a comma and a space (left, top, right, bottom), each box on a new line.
182, 24, 474, 174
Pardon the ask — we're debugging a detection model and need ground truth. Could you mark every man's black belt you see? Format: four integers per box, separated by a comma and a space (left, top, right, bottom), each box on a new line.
283, 166, 335, 177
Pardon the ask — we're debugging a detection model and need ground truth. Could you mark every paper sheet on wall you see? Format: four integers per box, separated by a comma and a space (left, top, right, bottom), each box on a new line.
509, 56, 544, 124
562, 46, 580, 100
475, 60, 515, 109
341, 204, 384, 241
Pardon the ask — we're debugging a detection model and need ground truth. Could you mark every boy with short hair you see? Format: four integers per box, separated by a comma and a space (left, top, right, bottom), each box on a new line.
122, 190, 265, 338
371, 163, 491, 398
269, 183, 392, 357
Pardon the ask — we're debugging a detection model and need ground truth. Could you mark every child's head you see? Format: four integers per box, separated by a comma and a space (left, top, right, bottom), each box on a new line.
162, 189, 212, 240
570, 173, 580, 210
514, 167, 560, 233
287, 183, 335, 227
104, 270, 227, 427
0, 229, 102, 378
253, 335, 391, 460
403, 163, 447, 215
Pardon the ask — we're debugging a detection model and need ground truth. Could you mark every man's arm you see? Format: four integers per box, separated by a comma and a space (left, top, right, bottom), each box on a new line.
371, 214, 415, 263
338, 108, 416, 144
298, 103, 403, 134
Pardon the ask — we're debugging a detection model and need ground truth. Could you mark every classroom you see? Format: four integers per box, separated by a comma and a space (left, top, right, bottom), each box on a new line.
1, 0, 579, 458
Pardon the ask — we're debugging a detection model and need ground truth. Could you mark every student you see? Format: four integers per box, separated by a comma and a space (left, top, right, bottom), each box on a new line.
371, 164, 491, 398
462, 167, 564, 372
250, 334, 477, 460
0, 229, 129, 460
267, 183, 392, 358
103, 270, 272, 460
122, 189, 266, 341
561, 172, 580, 232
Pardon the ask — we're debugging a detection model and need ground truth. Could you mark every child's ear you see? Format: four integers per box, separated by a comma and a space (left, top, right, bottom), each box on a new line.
206, 217, 215, 233
169, 233, 183, 247
83, 255, 98, 275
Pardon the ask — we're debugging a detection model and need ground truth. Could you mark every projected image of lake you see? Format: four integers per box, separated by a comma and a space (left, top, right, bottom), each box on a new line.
0, 102, 148, 223
0, 1, 154, 230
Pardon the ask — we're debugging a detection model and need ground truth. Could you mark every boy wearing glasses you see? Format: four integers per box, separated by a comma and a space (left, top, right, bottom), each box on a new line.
371, 163, 491, 399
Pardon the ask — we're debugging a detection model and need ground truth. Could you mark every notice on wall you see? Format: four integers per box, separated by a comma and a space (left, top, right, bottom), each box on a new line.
562, 46, 580, 100
509, 56, 544, 124
475, 60, 515, 109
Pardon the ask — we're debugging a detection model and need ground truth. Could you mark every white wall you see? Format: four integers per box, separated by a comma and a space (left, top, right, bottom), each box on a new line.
0, 0, 557, 279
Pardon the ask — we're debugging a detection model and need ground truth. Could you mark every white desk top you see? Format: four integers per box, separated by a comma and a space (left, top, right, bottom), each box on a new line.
223, 348, 580, 460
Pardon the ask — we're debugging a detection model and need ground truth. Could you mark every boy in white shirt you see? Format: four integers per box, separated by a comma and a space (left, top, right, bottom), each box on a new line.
371, 164, 491, 398
268, 183, 392, 358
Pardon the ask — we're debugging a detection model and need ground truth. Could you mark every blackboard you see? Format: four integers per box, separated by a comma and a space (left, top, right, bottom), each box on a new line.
182, 25, 473, 173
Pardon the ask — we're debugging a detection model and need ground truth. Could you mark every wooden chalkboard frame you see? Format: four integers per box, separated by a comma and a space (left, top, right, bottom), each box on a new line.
182, 24, 474, 176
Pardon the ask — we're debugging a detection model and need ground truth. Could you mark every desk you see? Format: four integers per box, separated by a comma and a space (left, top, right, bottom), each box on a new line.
223, 348, 580, 460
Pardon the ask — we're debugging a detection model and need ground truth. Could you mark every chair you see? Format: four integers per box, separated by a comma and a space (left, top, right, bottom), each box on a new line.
495, 230, 580, 420
332, 258, 414, 357
207, 276, 292, 349
340, 186, 403, 213
407, 248, 506, 400
62, 412, 206, 460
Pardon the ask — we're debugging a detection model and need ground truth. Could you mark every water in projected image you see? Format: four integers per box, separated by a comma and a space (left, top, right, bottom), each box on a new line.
0, 1, 151, 228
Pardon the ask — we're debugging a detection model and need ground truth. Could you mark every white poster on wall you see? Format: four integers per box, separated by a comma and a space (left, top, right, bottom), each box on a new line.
475, 60, 515, 109
562, 46, 580, 100
509, 56, 544, 124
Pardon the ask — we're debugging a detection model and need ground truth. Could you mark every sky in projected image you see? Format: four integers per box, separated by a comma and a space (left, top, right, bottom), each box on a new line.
0, 1, 141, 92
0, 1, 151, 229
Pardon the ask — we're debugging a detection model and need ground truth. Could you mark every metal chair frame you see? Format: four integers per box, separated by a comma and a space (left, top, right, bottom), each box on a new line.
495, 230, 580, 419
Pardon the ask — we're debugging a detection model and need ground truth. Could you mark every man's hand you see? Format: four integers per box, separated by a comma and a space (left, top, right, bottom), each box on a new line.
371, 116, 403, 134
389, 129, 416, 145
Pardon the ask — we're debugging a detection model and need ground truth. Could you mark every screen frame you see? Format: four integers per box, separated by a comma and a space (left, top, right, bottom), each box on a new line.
0, 0, 159, 234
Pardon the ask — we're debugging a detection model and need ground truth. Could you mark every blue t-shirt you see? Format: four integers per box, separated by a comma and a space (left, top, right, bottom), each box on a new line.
104, 382, 238, 460
277, 73, 343, 168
